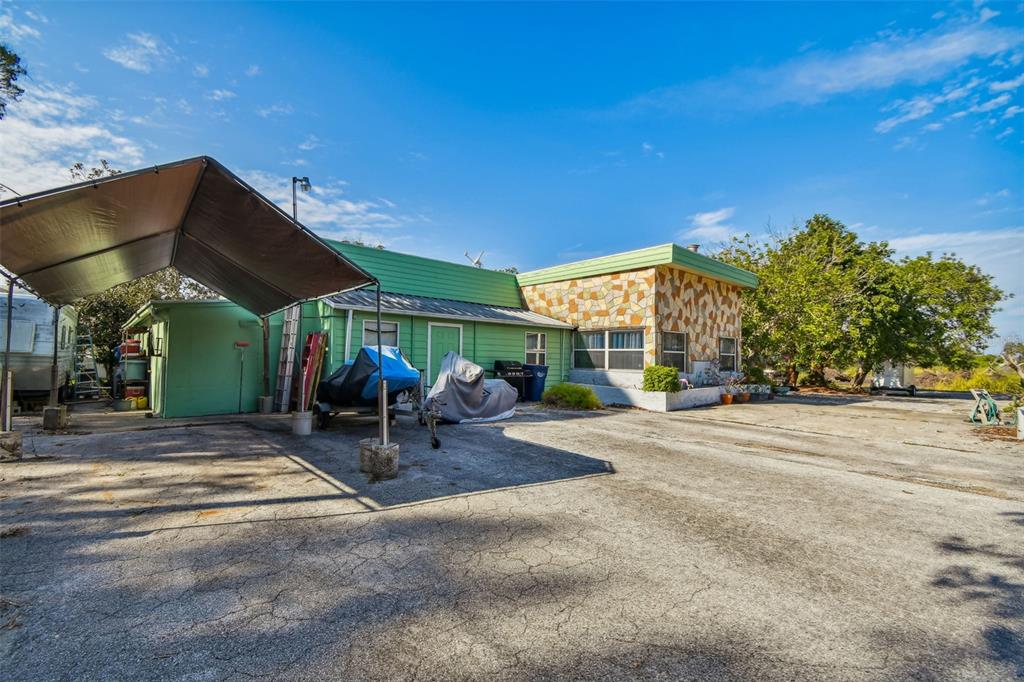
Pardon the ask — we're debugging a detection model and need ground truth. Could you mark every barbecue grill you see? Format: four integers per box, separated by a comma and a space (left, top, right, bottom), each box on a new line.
493, 360, 532, 401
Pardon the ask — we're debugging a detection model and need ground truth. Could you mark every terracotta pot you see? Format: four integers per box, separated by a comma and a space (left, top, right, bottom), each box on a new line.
741, 392, 751, 402
720, 393, 733, 405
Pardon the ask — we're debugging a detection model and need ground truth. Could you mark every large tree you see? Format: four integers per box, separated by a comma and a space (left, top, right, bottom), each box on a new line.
718, 214, 1006, 386
70, 162, 218, 374
0, 43, 26, 120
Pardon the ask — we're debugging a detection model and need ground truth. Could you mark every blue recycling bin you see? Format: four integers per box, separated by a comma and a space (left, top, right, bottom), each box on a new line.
523, 364, 549, 402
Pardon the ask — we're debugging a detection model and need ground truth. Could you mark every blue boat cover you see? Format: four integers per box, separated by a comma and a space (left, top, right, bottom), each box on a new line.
358, 346, 421, 400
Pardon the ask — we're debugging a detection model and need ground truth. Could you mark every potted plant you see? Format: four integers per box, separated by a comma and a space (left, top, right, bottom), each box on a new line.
740, 384, 751, 402
720, 391, 734, 405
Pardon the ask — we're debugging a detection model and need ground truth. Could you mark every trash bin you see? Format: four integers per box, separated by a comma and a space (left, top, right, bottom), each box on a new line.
523, 364, 549, 402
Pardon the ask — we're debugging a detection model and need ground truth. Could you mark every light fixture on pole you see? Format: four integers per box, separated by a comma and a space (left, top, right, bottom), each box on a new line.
291, 176, 311, 223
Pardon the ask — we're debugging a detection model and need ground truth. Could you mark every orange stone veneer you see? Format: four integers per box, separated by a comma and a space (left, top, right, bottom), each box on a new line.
519, 265, 742, 369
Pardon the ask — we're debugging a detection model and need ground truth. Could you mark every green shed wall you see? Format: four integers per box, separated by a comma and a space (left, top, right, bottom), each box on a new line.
156, 303, 284, 419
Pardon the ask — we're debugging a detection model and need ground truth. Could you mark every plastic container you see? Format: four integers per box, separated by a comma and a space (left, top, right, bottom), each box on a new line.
124, 385, 146, 398
292, 411, 313, 436
123, 359, 147, 381
133, 396, 148, 410
120, 340, 142, 356
112, 398, 134, 411
522, 364, 549, 402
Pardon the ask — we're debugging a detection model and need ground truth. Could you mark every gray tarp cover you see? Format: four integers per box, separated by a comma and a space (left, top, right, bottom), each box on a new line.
0, 156, 374, 315
425, 351, 518, 423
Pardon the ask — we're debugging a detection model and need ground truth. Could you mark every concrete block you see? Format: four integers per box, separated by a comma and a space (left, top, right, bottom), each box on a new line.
0, 431, 22, 460
359, 437, 399, 479
42, 405, 68, 431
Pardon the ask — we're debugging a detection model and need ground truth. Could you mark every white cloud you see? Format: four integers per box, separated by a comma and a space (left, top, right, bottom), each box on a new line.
875, 96, 937, 133
103, 32, 170, 73
996, 126, 1015, 139
976, 188, 1011, 205
176, 98, 192, 115
245, 64, 261, 77
1003, 105, 1024, 119
193, 64, 209, 77
922, 122, 944, 132
206, 89, 236, 101
0, 82, 144, 196
970, 92, 1012, 111
618, 21, 1024, 115
242, 170, 409, 234
0, 10, 42, 40
979, 7, 1001, 23
297, 134, 321, 151
989, 72, 1024, 91
257, 102, 294, 118
682, 207, 737, 242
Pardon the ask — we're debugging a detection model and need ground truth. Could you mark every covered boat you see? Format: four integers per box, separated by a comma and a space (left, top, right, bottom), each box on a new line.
315, 345, 420, 408
425, 351, 518, 424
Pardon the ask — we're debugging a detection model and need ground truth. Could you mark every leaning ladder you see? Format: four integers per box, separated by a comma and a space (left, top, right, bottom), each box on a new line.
73, 327, 106, 400
274, 305, 302, 412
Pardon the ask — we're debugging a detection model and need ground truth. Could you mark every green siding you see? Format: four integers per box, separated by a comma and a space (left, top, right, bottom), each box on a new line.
516, 242, 758, 289
326, 240, 524, 307
339, 309, 567, 389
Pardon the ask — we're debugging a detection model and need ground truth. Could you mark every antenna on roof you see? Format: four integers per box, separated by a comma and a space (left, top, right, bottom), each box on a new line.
464, 250, 485, 268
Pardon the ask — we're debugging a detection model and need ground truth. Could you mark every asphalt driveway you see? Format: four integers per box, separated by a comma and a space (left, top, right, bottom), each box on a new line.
1, 394, 1021, 680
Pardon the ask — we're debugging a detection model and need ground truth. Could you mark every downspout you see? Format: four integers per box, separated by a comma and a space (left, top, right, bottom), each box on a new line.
344, 308, 353, 363
261, 316, 270, 397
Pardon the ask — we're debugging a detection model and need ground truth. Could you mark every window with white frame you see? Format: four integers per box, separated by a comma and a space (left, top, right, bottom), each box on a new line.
525, 332, 546, 365
363, 320, 399, 348
662, 332, 687, 371
719, 336, 738, 373
573, 329, 644, 370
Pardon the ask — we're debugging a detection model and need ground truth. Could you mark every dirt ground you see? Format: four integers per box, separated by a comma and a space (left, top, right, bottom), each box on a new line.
1, 394, 1021, 680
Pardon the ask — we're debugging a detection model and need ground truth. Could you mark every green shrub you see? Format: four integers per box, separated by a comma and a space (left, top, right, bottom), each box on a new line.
541, 383, 602, 410
933, 367, 1023, 396
642, 365, 682, 393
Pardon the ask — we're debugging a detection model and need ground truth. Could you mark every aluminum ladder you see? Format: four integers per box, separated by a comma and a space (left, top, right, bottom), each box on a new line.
273, 305, 302, 412
73, 326, 106, 399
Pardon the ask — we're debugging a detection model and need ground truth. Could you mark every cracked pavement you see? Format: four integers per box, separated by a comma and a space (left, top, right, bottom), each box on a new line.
1, 394, 1022, 680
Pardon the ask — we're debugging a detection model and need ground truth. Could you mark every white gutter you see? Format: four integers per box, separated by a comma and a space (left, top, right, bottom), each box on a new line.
344, 308, 353, 363
324, 300, 573, 329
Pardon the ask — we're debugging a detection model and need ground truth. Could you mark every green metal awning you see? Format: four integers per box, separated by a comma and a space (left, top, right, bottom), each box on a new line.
0, 156, 376, 316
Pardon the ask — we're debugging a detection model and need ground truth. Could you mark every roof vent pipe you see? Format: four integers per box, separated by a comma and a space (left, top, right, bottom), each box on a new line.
687, 244, 700, 253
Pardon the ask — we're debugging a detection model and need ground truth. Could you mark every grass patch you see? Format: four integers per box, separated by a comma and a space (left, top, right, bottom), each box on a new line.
542, 384, 602, 410
917, 367, 1022, 395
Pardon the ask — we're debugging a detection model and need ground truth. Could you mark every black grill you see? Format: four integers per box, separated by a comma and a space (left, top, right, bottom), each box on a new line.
494, 360, 532, 401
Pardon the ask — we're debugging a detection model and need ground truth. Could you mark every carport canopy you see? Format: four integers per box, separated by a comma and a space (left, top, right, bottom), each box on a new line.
0, 156, 376, 316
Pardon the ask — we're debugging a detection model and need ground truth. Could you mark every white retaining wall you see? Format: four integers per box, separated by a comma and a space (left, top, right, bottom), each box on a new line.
580, 383, 723, 412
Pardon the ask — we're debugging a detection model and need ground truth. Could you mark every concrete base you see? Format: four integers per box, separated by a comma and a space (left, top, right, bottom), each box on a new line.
580, 384, 724, 412
0, 430, 22, 461
257, 396, 274, 414
292, 411, 312, 436
42, 405, 69, 431
359, 437, 400, 479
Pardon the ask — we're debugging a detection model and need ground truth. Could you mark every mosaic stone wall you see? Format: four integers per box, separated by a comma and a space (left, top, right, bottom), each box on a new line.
654, 266, 742, 366
519, 265, 743, 369
519, 268, 659, 364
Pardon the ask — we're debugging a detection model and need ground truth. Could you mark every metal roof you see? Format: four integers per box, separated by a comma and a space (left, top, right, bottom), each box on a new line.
516, 243, 759, 289
327, 289, 573, 329
0, 156, 375, 316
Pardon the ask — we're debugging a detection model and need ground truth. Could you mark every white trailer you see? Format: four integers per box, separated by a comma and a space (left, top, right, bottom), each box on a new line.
870, 361, 916, 396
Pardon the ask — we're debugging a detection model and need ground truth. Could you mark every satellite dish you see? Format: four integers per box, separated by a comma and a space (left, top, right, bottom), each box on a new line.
464, 250, 485, 268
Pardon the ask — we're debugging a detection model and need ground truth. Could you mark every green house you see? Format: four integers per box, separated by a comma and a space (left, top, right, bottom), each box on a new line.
126, 239, 756, 418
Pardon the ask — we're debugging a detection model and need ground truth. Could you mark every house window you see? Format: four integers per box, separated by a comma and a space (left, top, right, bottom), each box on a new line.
363, 320, 399, 348
662, 332, 687, 371
719, 337, 738, 373
573, 329, 644, 371
525, 332, 546, 365
59, 325, 66, 350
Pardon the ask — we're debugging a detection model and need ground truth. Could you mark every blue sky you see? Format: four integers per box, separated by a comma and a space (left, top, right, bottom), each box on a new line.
1, 1, 1021, 339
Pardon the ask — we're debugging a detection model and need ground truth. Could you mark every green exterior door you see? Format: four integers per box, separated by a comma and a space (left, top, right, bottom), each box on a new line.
428, 324, 462, 385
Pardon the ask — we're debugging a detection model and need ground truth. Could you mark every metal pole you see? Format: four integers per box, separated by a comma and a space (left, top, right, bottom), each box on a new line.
1, 280, 13, 431
49, 305, 60, 407
261, 317, 270, 397
238, 347, 245, 414
374, 280, 385, 446
292, 177, 298, 225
